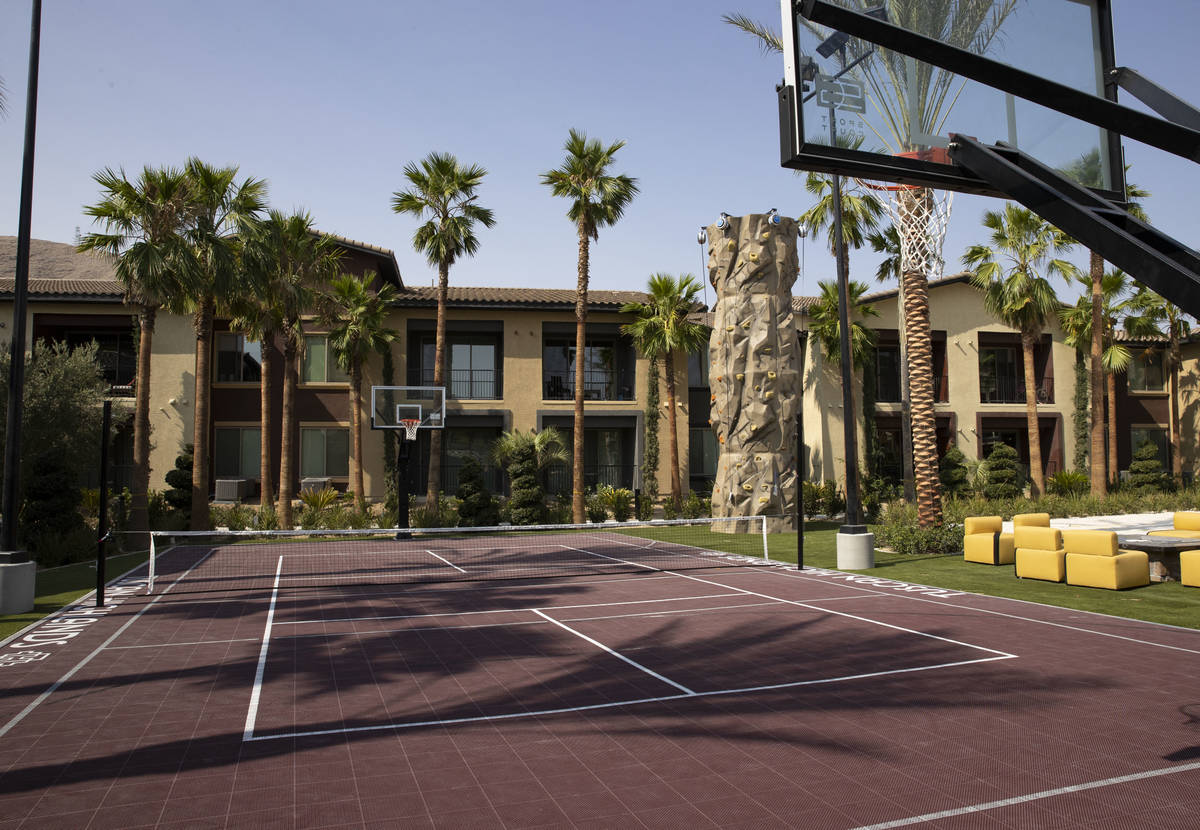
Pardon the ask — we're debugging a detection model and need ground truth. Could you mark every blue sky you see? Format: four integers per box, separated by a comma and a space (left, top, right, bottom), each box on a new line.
2, 0, 1198, 304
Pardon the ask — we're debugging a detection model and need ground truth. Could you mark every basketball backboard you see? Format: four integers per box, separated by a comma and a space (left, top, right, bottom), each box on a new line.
780, 0, 1125, 201
370, 386, 445, 431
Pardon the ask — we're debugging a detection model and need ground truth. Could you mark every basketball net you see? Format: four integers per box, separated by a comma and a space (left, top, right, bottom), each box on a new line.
855, 181, 954, 280
401, 419, 421, 443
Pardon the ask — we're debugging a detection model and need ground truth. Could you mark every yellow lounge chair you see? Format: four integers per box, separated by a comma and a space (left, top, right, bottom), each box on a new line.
1013, 512, 1050, 529
963, 516, 1015, 565
1015, 526, 1065, 582
1063, 529, 1149, 590
1180, 550, 1200, 588
1147, 512, 1200, 540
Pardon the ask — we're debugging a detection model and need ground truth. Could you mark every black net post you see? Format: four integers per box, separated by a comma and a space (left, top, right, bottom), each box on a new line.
96, 400, 111, 607
395, 434, 411, 532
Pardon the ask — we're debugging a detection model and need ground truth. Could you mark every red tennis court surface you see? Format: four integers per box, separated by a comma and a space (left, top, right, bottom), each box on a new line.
1, 559, 1199, 829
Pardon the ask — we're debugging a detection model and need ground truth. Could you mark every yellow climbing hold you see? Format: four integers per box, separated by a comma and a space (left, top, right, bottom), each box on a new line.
764, 390, 775, 400
742, 484, 753, 492
726, 325, 735, 332
748, 252, 759, 262
761, 231, 771, 241
735, 373, 744, 382
758, 496, 769, 504
741, 321, 751, 329
754, 455, 762, 462
767, 371, 776, 379
726, 239, 736, 251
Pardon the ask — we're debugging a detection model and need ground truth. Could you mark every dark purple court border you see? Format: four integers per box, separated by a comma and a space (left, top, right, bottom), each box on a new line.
1, 562, 1199, 829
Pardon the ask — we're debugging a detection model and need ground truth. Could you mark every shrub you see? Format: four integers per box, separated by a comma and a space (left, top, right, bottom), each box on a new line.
635, 492, 655, 521
27, 526, 97, 568
297, 487, 339, 528
662, 498, 681, 520
1128, 440, 1168, 493
254, 506, 279, 530
859, 471, 895, 523
939, 446, 970, 499
80, 488, 101, 521
597, 485, 634, 522
983, 444, 1023, 500
20, 447, 83, 547
820, 480, 845, 517
163, 444, 193, 518
802, 481, 821, 516
410, 494, 458, 528
546, 493, 571, 525
455, 458, 500, 527
507, 440, 545, 525
680, 491, 710, 519
586, 492, 609, 523
876, 521, 964, 557
1046, 470, 1089, 497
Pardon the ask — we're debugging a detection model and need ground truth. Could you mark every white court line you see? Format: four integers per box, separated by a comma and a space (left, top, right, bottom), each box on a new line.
425, 550, 466, 573
557, 544, 659, 572
851, 760, 1200, 829
0, 549, 217, 740
244, 653, 1010, 741
274, 592, 747, 627
737, 567, 1200, 654
241, 556, 283, 741
529, 609, 696, 694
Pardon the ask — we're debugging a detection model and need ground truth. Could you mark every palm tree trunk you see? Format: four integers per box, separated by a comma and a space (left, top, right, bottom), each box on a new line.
665, 351, 682, 508
898, 189, 941, 526
278, 333, 298, 527
258, 335, 275, 513
129, 305, 156, 536
1022, 331, 1045, 496
572, 222, 589, 524
190, 296, 214, 531
1169, 333, 1182, 484
896, 289, 916, 502
1088, 252, 1107, 496
1107, 371, 1118, 485
426, 261, 449, 506
350, 363, 365, 511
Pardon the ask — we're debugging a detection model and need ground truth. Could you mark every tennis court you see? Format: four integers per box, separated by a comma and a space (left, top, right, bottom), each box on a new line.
1, 527, 1199, 829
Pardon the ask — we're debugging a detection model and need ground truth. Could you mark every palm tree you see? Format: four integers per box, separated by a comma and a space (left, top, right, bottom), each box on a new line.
963, 204, 1076, 496
1061, 152, 1152, 495
323, 272, 399, 510
79, 165, 192, 535
541, 129, 639, 523
392, 152, 495, 510
491, 427, 569, 474
1126, 287, 1190, 484
806, 279, 880, 369
249, 210, 341, 527
179, 158, 266, 530
726, 1, 1019, 527
620, 274, 710, 508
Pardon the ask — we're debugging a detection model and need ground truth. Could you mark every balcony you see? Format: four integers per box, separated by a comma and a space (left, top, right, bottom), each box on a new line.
980, 376, 1052, 405
411, 368, 499, 400
543, 371, 627, 401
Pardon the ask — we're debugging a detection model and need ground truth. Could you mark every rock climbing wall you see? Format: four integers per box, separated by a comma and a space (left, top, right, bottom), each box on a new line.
707, 214, 800, 533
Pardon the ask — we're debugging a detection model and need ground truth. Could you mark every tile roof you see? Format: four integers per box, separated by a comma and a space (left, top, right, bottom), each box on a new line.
0, 237, 124, 298
391, 286, 651, 309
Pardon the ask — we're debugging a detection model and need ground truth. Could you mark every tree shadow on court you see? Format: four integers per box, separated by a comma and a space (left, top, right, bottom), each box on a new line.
0, 606, 1126, 796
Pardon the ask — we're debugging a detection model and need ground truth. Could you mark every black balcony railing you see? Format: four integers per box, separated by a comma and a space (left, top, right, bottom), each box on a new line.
980, 375, 1053, 404
545, 464, 635, 493
411, 368, 499, 400
543, 371, 628, 401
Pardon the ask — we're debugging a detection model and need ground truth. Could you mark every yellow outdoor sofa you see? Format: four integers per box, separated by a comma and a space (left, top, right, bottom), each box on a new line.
963, 513, 1050, 566
1147, 512, 1200, 540
1015, 526, 1065, 582
1063, 530, 1150, 590
1180, 550, 1200, 588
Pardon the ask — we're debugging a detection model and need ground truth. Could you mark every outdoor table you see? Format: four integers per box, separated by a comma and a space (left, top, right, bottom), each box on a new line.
1116, 534, 1200, 583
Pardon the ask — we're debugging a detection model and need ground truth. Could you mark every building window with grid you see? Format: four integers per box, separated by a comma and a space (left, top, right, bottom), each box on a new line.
412, 338, 500, 399
301, 335, 349, 384
215, 333, 262, 383
1128, 350, 1166, 392
301, 427, 349, 478
542, 336, 634, 401
214, 427, 261, 479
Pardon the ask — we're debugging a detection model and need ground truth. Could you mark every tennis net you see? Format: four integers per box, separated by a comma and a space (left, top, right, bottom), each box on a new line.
145, 515, 775, 594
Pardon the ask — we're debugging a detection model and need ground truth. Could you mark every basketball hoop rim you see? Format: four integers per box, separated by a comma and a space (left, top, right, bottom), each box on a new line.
400, 419, 421, 442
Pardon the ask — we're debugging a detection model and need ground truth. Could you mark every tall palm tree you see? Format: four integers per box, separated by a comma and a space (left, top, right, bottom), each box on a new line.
1126, 287, 1190, 483
726, 0, 1019, 527
392, 152, 495, 509
179, 158, 266, 530
323, 272, 399, 510
541, 129, 639, 523
964, 204, 1076, 496
491, 428, 569, 476
806, 279, 880, 369
249, 211, 341, 527
79, 166, 192, 535
620, 274, 710, 508
1061, 152, 1152, 495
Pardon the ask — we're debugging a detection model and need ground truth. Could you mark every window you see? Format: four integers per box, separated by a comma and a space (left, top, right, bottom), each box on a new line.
442, 342, 498, 399
301, 335, 349, 384
1131, 427, 1169, 471
876, 345, 901, 402
979, 346, 1024, 403
689, 428, 718, 478
1128, 350, 1166, 392
214, 427, 261, 479
215, 333, 262, 382
301, 427, 349, 478
542, 336, 634, 401
687, 348, 710, 388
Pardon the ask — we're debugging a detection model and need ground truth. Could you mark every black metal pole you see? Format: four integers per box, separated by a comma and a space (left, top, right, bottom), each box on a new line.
831, 171, 864, 530
1, 0, 42, 555
96, 401, 111, 607
796, 412, 804, 570
394, 437, 411, 535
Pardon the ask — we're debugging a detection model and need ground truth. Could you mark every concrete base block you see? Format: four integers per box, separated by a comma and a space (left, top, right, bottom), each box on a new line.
836, 532, 876, 570
0, 561, 36, 615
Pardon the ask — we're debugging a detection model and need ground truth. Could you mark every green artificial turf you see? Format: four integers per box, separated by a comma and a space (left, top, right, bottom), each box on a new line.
0, 551, 148, 642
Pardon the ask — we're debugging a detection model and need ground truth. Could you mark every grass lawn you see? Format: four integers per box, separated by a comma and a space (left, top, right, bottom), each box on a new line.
757, 521, 1200, 631
0, 551, 148, 643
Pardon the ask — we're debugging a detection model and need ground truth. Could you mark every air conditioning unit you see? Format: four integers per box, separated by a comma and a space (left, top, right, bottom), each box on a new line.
300, 477, 332, 493
214, 479, 251, 502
